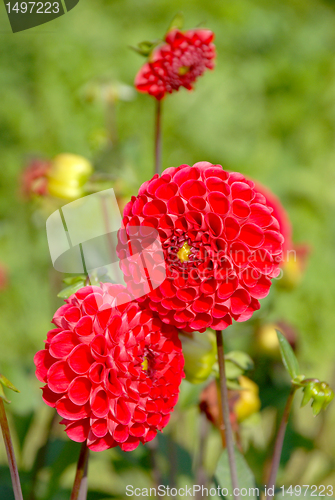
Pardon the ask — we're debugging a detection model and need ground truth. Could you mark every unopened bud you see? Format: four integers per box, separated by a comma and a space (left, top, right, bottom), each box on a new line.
301, 380, 334, 416
47, 154, 93, 200
256, 323, 280, 357
256, 322, 297, 358
234, 376, 261, 422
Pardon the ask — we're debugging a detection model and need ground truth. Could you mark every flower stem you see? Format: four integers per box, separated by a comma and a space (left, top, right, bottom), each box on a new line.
70, 441, 89, 500
266, 387, 297, 500
154, 99, 162, 175
0, 399, 23, 500
215, 330, 240, 500
216, 381, 227, 448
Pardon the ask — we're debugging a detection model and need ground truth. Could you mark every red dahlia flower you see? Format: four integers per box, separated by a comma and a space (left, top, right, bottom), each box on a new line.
34, 284, 184, 452
135, 29, 215, 100
117, 163, 284, 332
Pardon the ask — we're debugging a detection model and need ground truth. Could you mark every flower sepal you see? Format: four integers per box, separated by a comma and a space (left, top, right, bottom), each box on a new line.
130, 39, 162, 58
57, 278, 87, 299
58, 270, 112, 299
166, 11, 184, 33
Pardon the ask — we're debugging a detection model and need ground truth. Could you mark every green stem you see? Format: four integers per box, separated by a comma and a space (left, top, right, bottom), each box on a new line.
154, 99, 162, 175
70, 441, 89, 500
266, 387, 297, 500
0, 400, 23, 500
216, 330, 240, 500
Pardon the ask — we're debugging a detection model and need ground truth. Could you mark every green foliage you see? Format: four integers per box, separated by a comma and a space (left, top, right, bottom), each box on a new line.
168, 11, 184, 32
0, 374, 20, 403
57, 281, 85, 299
225, 351, 254, 372
129, 40, 162, 57
276, 330, 301, 380
214, 447, 256, 497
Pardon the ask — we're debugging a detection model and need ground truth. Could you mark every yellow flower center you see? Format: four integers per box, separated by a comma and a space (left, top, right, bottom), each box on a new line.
177, 242, 191, 263
178, 66, 190, 76
142, 357, 149, 371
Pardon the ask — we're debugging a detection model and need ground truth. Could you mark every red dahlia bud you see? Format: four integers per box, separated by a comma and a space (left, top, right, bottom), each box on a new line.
135, 29, 216, 100
117, 162, 285, 332
34, 284, 184, 452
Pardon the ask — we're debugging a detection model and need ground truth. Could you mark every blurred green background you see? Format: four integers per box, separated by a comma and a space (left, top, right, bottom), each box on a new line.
1, 0, 335, 498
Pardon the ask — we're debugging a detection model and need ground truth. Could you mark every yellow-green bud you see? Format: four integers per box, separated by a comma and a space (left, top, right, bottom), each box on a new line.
256, 323, 281, 357
234, 376, 261, 422
280, 254, 303, 289
180, 330, 217, 384
301, 380, 334, 416
47, 154, 93, 200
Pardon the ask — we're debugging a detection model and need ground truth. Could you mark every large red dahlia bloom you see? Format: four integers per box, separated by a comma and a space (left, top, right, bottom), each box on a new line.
117, 163, 284, 333
34, 285, 184, 452
135, 29, 215, 100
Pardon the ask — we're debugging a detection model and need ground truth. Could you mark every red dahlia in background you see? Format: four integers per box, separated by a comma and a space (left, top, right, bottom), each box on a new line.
34, 285, 184, 452
20, 158, 50, 199
253, 181, 293, 255
135, 29, 215, 100
117, 162, 284, 332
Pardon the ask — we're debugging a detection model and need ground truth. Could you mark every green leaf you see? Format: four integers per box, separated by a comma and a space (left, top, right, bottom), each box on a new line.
129, 39, 162, 57
177, 379, 208, 410
57, 280, 85, 299
129, 45, 151, 57
168, 11, 184, 31
138, 41, 155, 53
226, 379, 244, 390
276, 330, 300, 380
63, 274, 86, 285
0, 374, 20, 393
214, 447, 256, 497
225, 351, 254, 371
0, 384, 10, 404
224, 360, 244, 380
